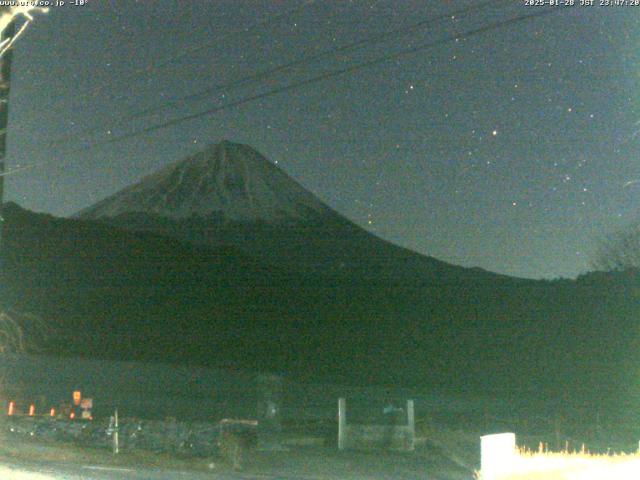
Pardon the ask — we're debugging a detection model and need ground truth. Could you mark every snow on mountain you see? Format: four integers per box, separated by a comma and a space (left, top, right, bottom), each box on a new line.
77, 140, 332, 223
76, 139, 502, 282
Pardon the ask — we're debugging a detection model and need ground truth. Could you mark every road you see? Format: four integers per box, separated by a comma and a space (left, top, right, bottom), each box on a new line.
0, 444, 474, 479
0, 461, 289, 480
1, 458, 473, 480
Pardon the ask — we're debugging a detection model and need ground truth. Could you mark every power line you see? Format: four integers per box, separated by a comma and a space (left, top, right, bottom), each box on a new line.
51, 0, 509, 147
152, 0, 316, 72
52, 0, 317, 120
4, 6, 567, 178
85, 7, 566, 151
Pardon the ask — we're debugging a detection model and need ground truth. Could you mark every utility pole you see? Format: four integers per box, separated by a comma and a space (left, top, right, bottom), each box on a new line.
0, 19, 14, 260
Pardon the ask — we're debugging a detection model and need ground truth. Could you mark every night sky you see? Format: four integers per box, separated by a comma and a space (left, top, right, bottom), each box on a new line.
3, 0, 639, 279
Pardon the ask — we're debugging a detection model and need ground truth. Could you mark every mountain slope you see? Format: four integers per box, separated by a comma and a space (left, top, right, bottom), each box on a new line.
76, 140, 497, 282
3, 202, 640, 409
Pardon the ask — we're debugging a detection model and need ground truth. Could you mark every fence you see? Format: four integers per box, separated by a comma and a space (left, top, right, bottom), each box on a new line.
337, 397, 415, 451
4, 353, 637, 460
4, 415, 215, 455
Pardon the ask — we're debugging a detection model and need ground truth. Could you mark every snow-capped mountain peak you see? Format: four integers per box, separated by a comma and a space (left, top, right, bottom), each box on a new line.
77, 140, 331, 223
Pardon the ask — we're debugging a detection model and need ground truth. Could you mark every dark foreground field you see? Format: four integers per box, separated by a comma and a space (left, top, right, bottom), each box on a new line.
0, 429, 476, 480
4, 412, 639, 479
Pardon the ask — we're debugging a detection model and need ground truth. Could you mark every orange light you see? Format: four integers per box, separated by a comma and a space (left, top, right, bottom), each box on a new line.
28, 404, 35, 416
69, 411, 75, 419
7, 401, 14, 416
49, 407, 55, 417
72, 390, 81, 406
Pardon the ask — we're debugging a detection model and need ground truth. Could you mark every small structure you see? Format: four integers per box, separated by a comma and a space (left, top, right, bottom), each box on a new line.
480, 432, 517, 480
66, 390, 93, 420
478, 432, 640, 479
337, 397, 415, 451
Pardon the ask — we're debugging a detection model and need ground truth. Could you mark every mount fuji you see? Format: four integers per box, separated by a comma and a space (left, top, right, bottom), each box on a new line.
78, 140, 331, 224
76, 140, 495, 282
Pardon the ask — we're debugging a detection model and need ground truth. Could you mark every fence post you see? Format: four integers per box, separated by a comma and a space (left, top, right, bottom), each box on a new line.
338, 398, 346, 450
407, 399, 415, 451
113, 408, 119, 454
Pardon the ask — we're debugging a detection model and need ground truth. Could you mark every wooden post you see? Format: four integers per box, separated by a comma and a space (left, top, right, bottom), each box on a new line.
338, 397, 346, 450
407, 399, 415, 451
113, 408, 119, 454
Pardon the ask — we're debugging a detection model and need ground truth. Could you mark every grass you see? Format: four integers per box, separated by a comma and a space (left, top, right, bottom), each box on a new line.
476, 446, 640, 479
414, 419, 640, 479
